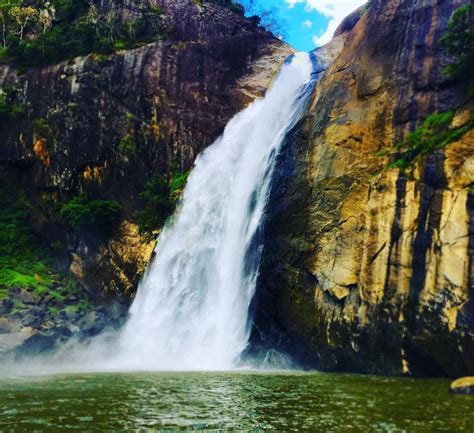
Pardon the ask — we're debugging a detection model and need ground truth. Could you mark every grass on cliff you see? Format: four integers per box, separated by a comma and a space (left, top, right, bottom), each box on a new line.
0, 180, 55, 295
376, 6, 474, 172
377, 110, 473, 171
0, 179, 93, 313
59, 196, 122, 231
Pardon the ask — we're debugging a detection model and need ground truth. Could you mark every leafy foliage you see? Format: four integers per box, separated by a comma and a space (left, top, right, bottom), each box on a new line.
376, 7, 474, 172
440, 5, 474, 94
238, 0, 287, 38
59, 196, 122, 230
0, 178, 53, 292
0, 0, 166, 67
134, 165, 190, 235
0, 86, 24, 120
118, 134, 136, 157
379, 111, 472, 171
33, 117, 54, 140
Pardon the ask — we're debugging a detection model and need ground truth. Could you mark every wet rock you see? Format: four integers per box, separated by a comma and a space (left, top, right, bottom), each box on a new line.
78, 312, 99, 334
16, 332, 58, 357
0, 0, 292, 303
15, 290, 35, 305
0, 299, 14, 313
253, 0, 474, 376
450, 377, 474, 395
0, 318, 19, 334
22, 313, 44, 329
0, 329, 35, 354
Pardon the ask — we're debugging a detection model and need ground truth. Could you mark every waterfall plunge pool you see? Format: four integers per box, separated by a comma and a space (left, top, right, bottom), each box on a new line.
0, 371, 472, 431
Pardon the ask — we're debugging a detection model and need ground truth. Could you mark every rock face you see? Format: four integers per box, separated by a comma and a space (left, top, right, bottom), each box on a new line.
252, 0, 474, 377
0, 0, 292, 302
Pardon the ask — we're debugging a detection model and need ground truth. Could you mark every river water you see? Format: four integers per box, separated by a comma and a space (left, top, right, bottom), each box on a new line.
0, 371, 472, 431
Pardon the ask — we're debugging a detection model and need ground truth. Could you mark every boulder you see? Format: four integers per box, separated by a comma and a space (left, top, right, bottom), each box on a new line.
0, 317, 19, 334
0, 328, 35, 354
450, 377, 474, 395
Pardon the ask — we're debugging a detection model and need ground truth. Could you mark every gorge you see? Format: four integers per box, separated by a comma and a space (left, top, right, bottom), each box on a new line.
0, 0, 473, 385
0, 0, 473, 429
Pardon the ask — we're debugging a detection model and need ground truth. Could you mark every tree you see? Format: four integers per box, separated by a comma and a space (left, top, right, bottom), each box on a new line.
85, 2, 100, 37
238, 0, 257, 15
10, 5, 38, 40
102, 1, 117, 43
258, 6, 287, 38
440, 5, 474, 93
0, 0, 19, 47
237, 0, 287, 39
38, 2, 56, 34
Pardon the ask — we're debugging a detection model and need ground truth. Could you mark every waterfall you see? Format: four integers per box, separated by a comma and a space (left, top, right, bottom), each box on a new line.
114, 52, 314, 371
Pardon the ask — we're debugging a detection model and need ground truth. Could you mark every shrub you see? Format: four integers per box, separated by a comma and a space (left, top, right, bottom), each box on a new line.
0, 181, 32, 259
118, 134, 136, 157
0, 177, 97, 316
0, 179, 52, 292
134, 165, 190, 234
440, 5, 474, 94
59, 196, 122, 230
1, 0, 166, 67
33, 117, 54, 140
133, 176, 174, 234
380, 111, 472, 170
0, 86, 24, 120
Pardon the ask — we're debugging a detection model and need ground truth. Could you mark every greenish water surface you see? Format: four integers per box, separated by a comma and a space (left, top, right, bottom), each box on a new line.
0, 371, 472, 432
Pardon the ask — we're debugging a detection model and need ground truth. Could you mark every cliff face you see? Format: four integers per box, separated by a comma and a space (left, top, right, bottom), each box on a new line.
253, 0, 474, 377
0, 0, 292, 302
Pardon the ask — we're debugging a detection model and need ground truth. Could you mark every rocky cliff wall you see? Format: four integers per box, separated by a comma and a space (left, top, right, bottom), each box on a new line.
253, 0, 474, 377
0, 0, 292, 302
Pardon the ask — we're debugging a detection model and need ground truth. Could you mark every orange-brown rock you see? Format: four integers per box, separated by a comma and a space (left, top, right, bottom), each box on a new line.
252, 0, 473, 377
33, 139, 51, 167
0, 0, 292, 302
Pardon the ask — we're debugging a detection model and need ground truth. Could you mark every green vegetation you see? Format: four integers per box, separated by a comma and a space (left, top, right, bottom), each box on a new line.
118, 134, 136, 157
378, 111, 472, 171
134, 164, 190, 235
0, 0, 287, 67
33, 117, 54, 140
59, 196, 122, 230
0, 177, 94, 316
0, 0, 165, 67
0, 180, 59, 295
0, 86, 24, 120
440, 5, 474, 95
376, 6, 474, 172
0, 180, 50, 292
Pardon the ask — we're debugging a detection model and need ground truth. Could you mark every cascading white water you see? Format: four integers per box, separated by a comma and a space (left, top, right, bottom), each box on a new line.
114, 52, 314, 371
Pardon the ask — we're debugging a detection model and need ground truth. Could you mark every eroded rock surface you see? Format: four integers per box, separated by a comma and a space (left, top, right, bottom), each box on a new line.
0, 0, 292, 359
0, 0, 292, 302
253, 0, 474, 377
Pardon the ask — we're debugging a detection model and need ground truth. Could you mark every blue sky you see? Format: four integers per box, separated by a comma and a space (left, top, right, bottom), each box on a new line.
254, 0, 367, 51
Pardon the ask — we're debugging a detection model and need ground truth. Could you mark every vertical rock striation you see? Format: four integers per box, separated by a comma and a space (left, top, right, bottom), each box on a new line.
254, 0, 473, 377
0, 0, 292, 302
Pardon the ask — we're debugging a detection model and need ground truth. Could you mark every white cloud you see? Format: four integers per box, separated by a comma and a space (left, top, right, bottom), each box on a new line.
302, 20, 313, 28
285, 0, 367, 47
285, 0, 303, 8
